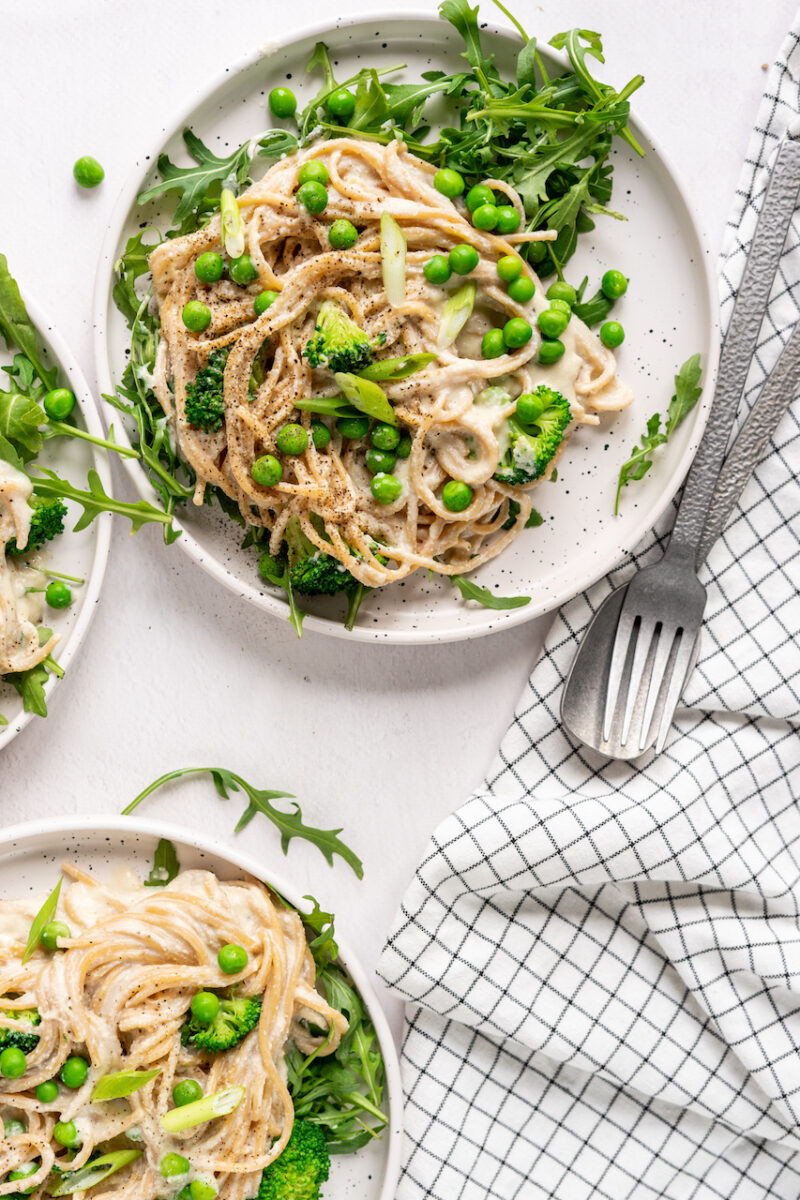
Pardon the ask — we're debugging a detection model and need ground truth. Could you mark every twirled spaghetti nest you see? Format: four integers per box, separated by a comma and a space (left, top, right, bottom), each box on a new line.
149, 138, 631, 589
0, 868, 346, 1200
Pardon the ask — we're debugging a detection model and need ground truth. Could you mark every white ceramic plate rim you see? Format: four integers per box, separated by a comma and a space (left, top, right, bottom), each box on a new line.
0, 296, 112, 748
93, 10, 720, 644
0, 813, 403, 1200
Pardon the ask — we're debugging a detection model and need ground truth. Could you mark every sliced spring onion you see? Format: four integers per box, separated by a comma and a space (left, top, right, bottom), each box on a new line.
22, 878, 62, 964
91, 1068, 161, 1102
359, 352, 437, 382
380, 213, 406, 307
51, 1149, 142, 1196
333, 373, 396, 426
220, 188, 245, 259
160, 1086, 245, 1133
437, 282, 476, 349
294, 396, 360, 418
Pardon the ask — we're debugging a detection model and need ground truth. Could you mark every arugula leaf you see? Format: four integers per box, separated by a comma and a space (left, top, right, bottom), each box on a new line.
0, 433, 23, 469
137, 129, 252, 225
22, 878, 61, 964
122, 767, 363, 878
32, 468, 177, 536
144, 838, 180, 887
257, 128, 300, 161
0, 387, 44, 461
452, 574, 531, 609
572, 285, 614, 327
0, 254, 56, 387
257, 551, 306, 636
301, 895, 339, 964
615, 354, 703, 513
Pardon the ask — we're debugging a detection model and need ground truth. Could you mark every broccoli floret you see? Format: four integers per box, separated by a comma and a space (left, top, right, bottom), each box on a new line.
6, 497, 67, 557
254, 1120, 330, 1200
181, 994, 261, 1053
304, 301, 373, 374
283, 517, 357, 597
493, 386, 571, 486
0, 1009, 41, 1055
184, 348, 230, 433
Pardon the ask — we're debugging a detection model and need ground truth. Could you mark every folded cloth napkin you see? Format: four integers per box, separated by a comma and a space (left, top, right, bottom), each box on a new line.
378, 26, 800, 1200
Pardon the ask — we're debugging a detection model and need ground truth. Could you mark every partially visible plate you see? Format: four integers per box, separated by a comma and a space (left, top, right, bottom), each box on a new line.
0, 815, 403, 1200
0, 296, 111, 747
94, 12, 719, 643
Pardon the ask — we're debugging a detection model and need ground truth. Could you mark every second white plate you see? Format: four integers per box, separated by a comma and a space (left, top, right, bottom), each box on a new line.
94, 12, 719, 643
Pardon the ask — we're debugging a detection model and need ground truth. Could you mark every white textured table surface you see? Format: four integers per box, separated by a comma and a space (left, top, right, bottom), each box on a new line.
1, 0, 795, 1045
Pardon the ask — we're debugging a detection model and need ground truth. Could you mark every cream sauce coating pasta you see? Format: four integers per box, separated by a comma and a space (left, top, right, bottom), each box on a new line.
150, 138, 632, 589
0, 868, 347, 1200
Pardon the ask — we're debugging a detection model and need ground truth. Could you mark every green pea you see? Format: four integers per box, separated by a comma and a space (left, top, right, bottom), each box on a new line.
441, 480, 473, 512
336, 415, 369, 440
328, 219, 359, 250
35, 1080, 59, 1103
190, 1181, 217, 1200
371, 423, 401, 451
448, 244, 479, 275
365, 448, 397, 475
0, 1048, 26, 1079
601, 269, 628, 300
465, 185, 494, 212
546, 280, 577, 305
41, 920, 70, 951
217, 944, 248, 974
4, 1119, 26, 1137
190, 992, 220, 1025
423, 255, 452, 285
228, 255, 258, 286
296, 180, 328, 215
275, 423, 308, 456
434, 168, 465, 198
495, 206, 521, 235
371, 473, 403, 505
60, 1057, 89, 1089
54, 1121, 80, 1149
160, 1153, 190, 1179
43, 388, 76, 421
515, 392, 547, 426
327, 89, 356, 120
8, 1163, 38, 1193
481, 329, 505, 359
173, 1080, 203, 1108
310, 419, 331, 449
254, 290, 279, 316
549, 299, 572, 316
539, 339, 565, 365
194, 253, 225, 284
537, 309, 569, 339
298, 160, 329, 186
471, 203, 498, 232
600, 320, 625, 348
507, 276, 535, 304
182, 302, 211, 332
502, 318, 533, 349
528, 241, 547, 264
395, 435, 412, 459
268, 87, 297, 118
73, 156, 104, 188
496, 255, 522, 284
251, 455, 282, 487
45, 581, 72, 609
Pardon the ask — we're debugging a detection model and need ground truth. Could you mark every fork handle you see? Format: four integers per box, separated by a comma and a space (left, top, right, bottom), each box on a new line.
670, 137, 800, 554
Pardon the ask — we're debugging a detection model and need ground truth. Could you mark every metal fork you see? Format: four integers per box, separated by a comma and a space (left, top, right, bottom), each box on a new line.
587, 138, 800, 755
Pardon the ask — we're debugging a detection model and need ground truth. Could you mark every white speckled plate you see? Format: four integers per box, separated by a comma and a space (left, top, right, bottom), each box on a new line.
94, 13, 719, 643
0, 815, 403, 1200
0, 295, 111, 746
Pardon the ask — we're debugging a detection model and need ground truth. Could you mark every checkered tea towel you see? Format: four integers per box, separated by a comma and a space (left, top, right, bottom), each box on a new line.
378, 27, 800, 1200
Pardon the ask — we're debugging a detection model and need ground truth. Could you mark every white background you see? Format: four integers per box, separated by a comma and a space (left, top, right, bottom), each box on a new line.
1, 0, 796, 1046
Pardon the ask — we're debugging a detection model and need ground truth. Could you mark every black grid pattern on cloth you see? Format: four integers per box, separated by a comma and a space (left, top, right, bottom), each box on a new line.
378, 21, 800, 1200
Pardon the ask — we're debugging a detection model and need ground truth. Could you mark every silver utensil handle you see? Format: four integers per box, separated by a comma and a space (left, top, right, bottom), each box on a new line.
670, 137, 800, 552
697, 318, 800, 565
